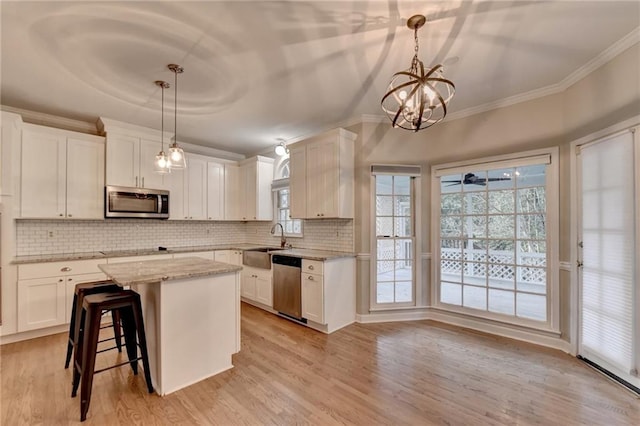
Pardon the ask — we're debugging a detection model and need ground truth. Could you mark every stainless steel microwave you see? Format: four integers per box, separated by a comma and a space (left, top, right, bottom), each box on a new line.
105, 186, 169, 219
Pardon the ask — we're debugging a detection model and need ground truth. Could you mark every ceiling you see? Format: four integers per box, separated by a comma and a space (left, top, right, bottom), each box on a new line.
1, 1, 639, 156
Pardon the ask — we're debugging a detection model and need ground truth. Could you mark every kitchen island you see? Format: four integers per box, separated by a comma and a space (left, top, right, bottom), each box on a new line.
98, 257, 242, 396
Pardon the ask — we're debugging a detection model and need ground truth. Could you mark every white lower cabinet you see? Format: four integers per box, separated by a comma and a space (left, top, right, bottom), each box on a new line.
172, 251, 215, 261
17, 260, 106, 332
214, 250, 242, 265
300, 257, 355, 333
301, 271, 324, 324
241, 265, 273, 307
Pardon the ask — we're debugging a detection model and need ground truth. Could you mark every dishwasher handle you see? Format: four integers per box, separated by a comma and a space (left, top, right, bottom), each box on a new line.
271, 255, 302, 268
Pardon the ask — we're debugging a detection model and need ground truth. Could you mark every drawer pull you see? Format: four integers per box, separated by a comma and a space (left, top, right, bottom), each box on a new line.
61, 267, 71, 272
58, 279, 63, 282
308, 265, 314, 270
307, 275, 314, 281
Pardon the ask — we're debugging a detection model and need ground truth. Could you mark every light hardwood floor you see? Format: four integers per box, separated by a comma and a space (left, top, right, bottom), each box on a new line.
1, 303, 638, 425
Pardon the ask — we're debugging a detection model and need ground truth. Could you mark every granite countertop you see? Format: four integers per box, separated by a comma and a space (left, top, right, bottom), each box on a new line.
267, 248, 355, 261
98, 257, 242, 286
13, 244, 354, 264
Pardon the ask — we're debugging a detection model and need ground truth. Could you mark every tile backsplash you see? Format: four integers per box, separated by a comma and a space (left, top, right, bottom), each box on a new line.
15, 219, 354, 255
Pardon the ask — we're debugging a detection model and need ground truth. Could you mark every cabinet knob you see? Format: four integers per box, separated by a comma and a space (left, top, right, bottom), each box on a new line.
308, 265, 314, 270
59, 213, 64, 217
208, 217, 212, 220
58, 279, 63, 282
68, 214, 72, 217
189, 217, 193, 219
184, 217, 188, 219
307, 275, 314, 281
68, 278, 72, 281
61, 267, 71, 272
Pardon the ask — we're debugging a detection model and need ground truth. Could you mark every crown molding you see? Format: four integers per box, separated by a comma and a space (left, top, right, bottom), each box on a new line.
447, 27, 640, 122
1, 105, 98, 135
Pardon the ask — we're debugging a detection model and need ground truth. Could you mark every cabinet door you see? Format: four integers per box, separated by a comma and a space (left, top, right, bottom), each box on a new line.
139, 138, 166, 190
105, 134, 140, 187
314, 139, 339, 218
224, 164, 241, 220
241, 268, 257, 300
18, 277, 66, 331
302, 272, 324, 324
255, 159, 274, 221
166, 169, 186, 220
207, 161, 225, 220
255, 271, 273, 307
185, 156, 207, 220
66, 137, 105, 219
289, 145, 306, 218
240, 162, 255, 220
21, 128, 66, 218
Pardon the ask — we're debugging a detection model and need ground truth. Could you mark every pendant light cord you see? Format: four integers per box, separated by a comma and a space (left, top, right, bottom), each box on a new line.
174, 68, 178, 143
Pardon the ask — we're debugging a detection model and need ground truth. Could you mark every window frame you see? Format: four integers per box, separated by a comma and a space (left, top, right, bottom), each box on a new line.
431, 148, 560, 332
370, 165, 422, 310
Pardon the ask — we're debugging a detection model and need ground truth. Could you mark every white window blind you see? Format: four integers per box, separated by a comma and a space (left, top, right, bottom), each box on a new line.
579, 130, 636, 378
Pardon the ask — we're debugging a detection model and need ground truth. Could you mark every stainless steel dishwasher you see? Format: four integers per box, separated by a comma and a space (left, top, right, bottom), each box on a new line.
272, 255, 304, 322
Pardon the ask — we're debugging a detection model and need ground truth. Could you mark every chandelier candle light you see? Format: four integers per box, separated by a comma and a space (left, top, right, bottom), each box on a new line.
381, 14, 455, 131
168, 63, 187, 169
154, 80, 171, 174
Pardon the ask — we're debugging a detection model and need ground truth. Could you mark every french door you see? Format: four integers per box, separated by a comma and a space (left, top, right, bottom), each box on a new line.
577, 127, 639, 391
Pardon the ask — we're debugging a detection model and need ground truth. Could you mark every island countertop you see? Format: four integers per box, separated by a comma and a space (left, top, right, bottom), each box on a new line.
98, 257, 242, 286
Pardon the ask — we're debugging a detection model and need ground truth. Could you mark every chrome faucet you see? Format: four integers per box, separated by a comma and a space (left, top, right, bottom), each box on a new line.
270, 223, 286, 248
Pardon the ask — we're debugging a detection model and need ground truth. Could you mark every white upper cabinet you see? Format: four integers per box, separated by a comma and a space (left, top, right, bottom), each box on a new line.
20, 124, 104, 219
289, 128, 356, 219
224, 156, 273, 221
105, 134, 166, 190
166, 154, 226, 221
207, 161, 225, 220
289, 145, 306, 219
184, 154, 207, 220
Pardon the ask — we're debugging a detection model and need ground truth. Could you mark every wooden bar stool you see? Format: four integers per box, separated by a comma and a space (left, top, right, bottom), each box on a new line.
72, 290, 154, 422
64, 280, 123, 369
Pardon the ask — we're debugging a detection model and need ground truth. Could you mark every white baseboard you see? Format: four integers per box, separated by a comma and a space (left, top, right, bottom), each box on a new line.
1, 324, 68, 345
357, 308, 572, 354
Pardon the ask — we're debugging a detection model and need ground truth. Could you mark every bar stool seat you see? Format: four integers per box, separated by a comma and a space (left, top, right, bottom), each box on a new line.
65, 280, 123, 369
72, 289, 153, 422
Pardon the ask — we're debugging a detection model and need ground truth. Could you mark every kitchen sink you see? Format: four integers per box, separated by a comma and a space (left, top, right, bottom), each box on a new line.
242, 247, 283, 269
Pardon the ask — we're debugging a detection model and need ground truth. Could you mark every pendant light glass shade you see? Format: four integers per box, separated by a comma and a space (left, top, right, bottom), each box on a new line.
168, 64, 187, 169
154, 80, 172, 174
381, 15, 455, 131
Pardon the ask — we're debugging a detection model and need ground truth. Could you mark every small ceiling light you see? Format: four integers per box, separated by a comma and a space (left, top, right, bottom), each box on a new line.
168, 63, 187, 169
381, 14, 455, 131
154, 80, 171, 174
275, 140, 289, 156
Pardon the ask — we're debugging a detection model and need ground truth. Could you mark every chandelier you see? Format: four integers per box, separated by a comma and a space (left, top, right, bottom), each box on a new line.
153, 80, 171, 174
167, 63, 187, 169
381, 15, 455, 131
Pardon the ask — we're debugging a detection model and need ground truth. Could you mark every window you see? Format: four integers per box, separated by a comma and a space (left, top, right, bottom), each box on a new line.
272, 158, 302, 237
434, 151, 558, 330
275, 187, 302, 236
372, 165, 420, 308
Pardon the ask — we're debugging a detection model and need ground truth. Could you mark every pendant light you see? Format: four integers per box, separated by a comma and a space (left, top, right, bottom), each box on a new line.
381, 15, 455, 131
154, 80, 172, 174
168, 63, 187, 169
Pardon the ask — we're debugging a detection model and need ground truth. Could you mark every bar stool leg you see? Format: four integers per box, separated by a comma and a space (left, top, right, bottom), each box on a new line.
71, 304, 86, 398
80, 303, 102, 422
112, 309, 122, 352
64, 293, 78, 368
119, 306, 140, 375
131, 295, 154, 393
